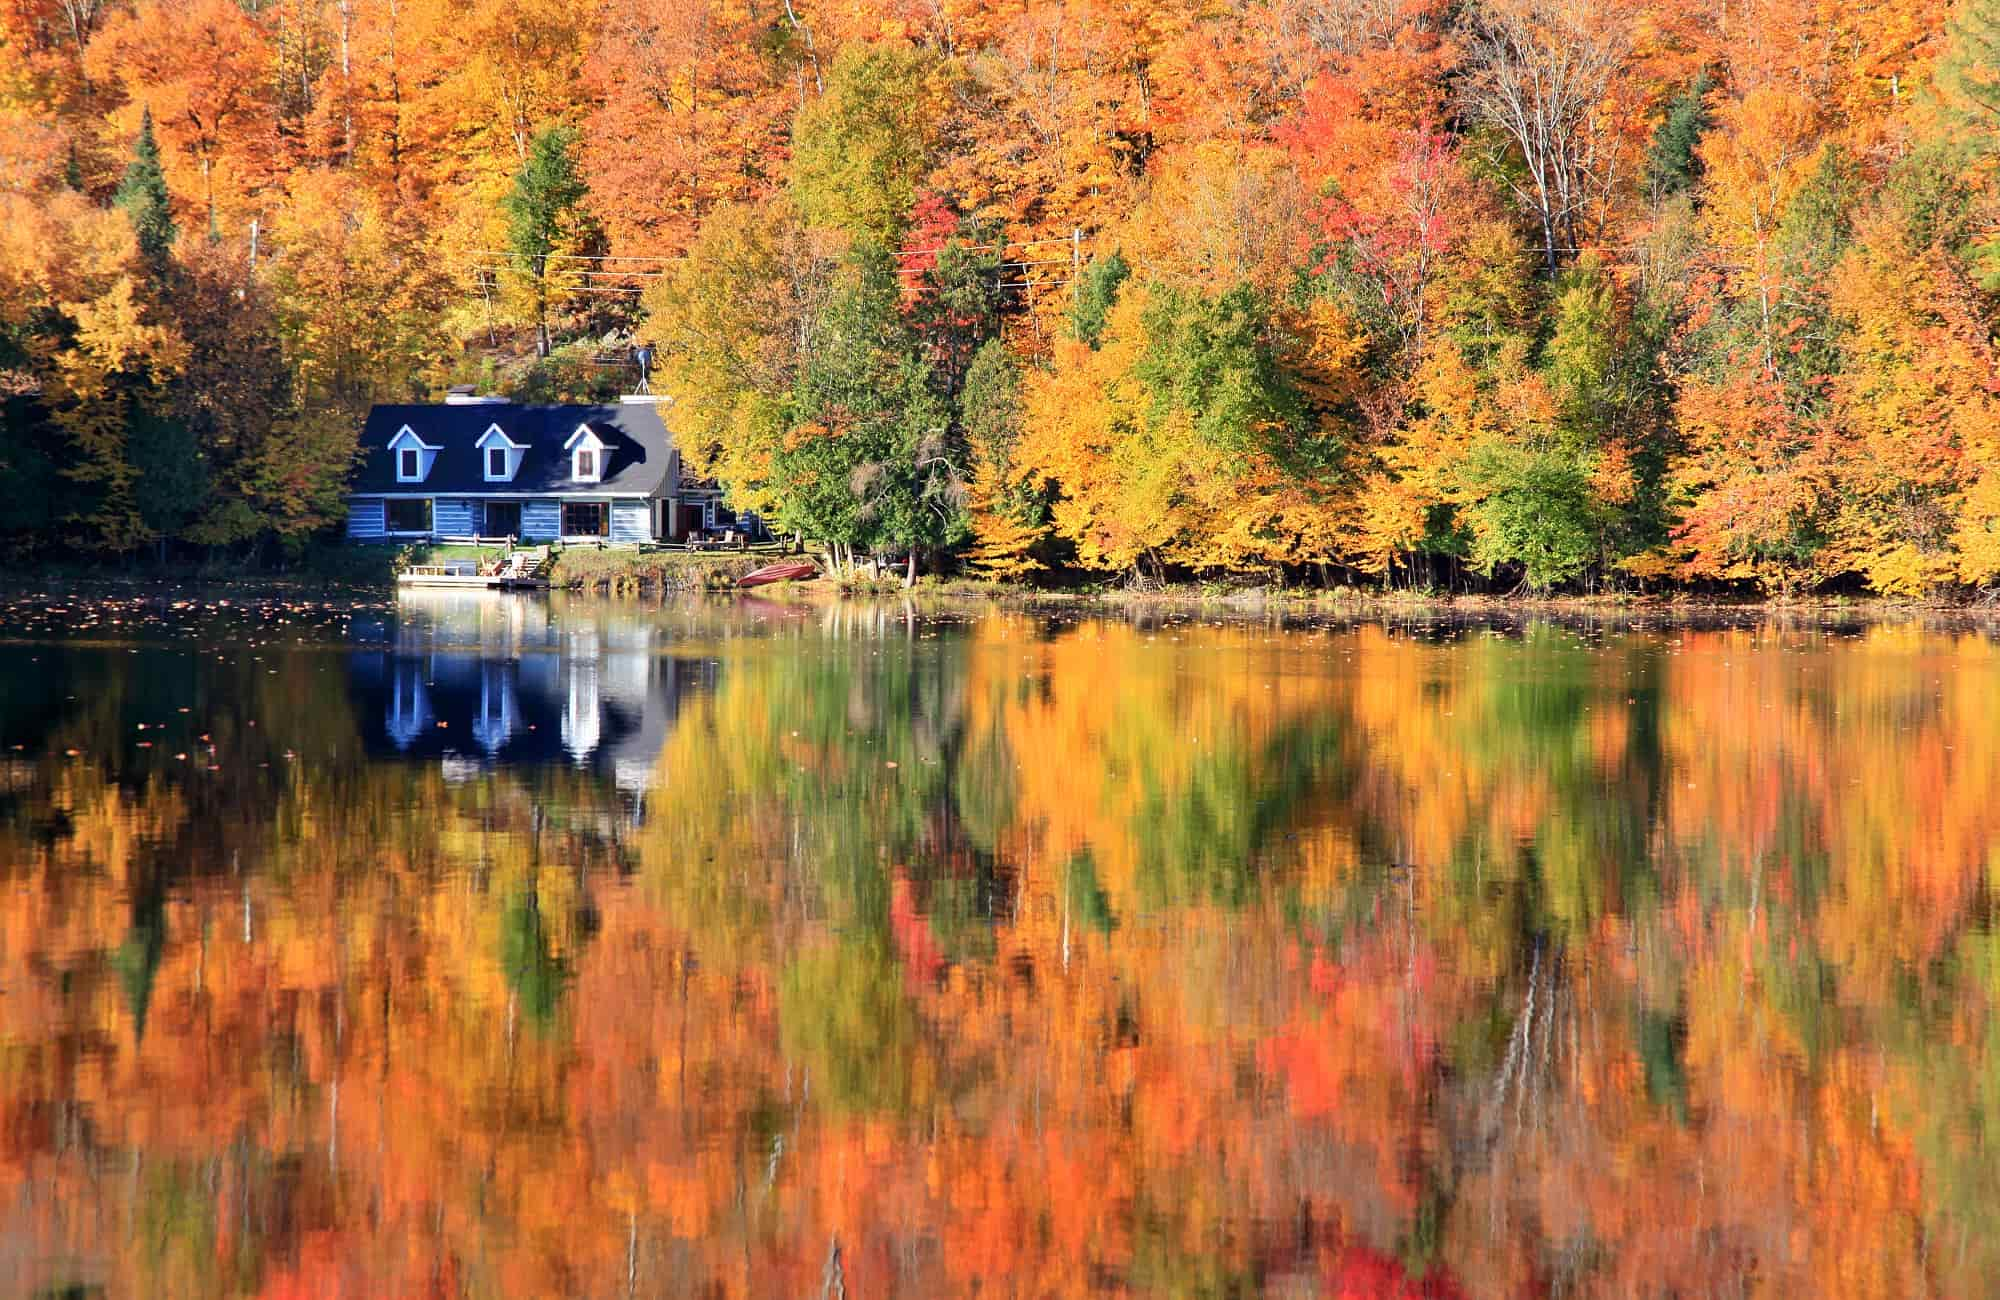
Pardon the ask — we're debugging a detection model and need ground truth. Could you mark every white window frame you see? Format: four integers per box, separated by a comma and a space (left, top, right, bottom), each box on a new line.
389, 425, 439, 484
476, 424, 525, 483
564, 423, 606, 484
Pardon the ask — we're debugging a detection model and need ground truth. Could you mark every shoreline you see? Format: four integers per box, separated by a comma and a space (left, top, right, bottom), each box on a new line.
8, 565, 2000, 623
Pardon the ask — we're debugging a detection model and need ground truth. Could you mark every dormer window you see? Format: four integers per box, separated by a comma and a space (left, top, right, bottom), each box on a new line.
565, 424, 607, 483
476, 423, 525, 483
389, 425, 438, 483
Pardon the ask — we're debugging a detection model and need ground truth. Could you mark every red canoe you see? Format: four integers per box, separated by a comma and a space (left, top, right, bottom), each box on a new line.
736, 559, 820, 589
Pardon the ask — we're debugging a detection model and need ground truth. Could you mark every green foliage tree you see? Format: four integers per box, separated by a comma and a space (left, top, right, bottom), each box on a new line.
1133, 282, 1314, 464
504, 124, 596, 358
1458, 444, 1601, 590
962, 336, 1025, 475
777, 240, 957, 562
1068, 251, 1131, 347
1646, 73, 1713, 198
126, 402, 207, 542
114, 109, 176, 270
1935, 0, 2000, 142
790, 42, 937, 242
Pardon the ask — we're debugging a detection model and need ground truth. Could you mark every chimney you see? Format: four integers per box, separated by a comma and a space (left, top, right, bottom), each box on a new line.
444, 384, 507, 406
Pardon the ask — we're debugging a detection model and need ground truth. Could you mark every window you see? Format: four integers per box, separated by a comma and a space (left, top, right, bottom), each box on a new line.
483, 501, 521, 538
385, 498, 432, 533
562, 501, 607, 537
574, 449, 597, 481
478, 424, 519, 482
391, 426, 433, 482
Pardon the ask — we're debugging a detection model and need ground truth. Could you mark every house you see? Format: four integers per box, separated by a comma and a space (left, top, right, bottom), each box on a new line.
344, 391, 735, 545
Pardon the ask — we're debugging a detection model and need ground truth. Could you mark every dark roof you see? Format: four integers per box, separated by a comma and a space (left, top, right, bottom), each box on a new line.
351, 401, 673, 496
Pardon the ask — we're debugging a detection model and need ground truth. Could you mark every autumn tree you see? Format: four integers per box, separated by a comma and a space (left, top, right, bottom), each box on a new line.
268, 170, 453, 415
640, 199, 844, 519
1459, 0, 1634, 275
790, 42, 939, 242
85, 0, 271, 238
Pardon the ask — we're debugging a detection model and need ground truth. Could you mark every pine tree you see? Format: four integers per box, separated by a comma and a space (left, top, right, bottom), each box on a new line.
1646, 72, 1712, 198
1067, 252, 1130, 347
504, 125, 594, 358
1936, 0, 2000, 142
114, 109, 176, 268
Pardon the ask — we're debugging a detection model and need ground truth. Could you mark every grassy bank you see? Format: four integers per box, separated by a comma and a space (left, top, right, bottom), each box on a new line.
547, 547, 764, 593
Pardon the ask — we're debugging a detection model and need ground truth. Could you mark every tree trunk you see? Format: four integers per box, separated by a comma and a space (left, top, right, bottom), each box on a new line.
903, 550, 917, 589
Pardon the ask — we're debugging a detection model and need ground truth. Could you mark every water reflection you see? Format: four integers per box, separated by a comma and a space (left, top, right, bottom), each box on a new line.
2, 596, 1999, 1296
349, 593, 718, 798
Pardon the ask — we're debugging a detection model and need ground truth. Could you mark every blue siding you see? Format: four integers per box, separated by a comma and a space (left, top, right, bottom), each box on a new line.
610, 499, 652, 544
346, 498, 386, 540
433, 498, 475, 536
521, 499, 561, 541
348, 494, 652, 544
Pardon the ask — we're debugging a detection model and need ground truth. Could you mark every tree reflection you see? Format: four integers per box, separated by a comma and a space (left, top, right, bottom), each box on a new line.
2, 606, 1999, 1296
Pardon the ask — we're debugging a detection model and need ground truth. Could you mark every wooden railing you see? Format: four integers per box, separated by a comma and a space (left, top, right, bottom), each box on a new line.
402, 563, 482, 577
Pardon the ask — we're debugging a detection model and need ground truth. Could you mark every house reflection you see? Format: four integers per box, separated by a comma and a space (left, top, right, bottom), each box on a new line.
347, 591, 717, 802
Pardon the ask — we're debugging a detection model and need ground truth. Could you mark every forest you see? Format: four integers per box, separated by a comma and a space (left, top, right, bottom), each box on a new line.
3, 0, 2000, 593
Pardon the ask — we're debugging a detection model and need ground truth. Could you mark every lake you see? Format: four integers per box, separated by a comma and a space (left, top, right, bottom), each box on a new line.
2, 590, 1996, 1296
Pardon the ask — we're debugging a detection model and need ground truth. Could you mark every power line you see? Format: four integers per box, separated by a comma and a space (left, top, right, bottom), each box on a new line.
465, 249, 684, 263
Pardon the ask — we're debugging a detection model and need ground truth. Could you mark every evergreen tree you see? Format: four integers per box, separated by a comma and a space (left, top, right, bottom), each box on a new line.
911, 233, 1003, 402
777, 240, 955, 561
1067, 251, 1130, 347
1936, 0, 2000, 142
126, 401, 207, 544
505, 125, 595, 358
961, 337, 1024, 474
1646, 73, 1713, 198
114, 109, 176, 268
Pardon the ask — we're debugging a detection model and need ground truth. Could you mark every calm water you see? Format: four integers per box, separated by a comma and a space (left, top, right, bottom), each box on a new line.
3, 591, 1998, 1297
